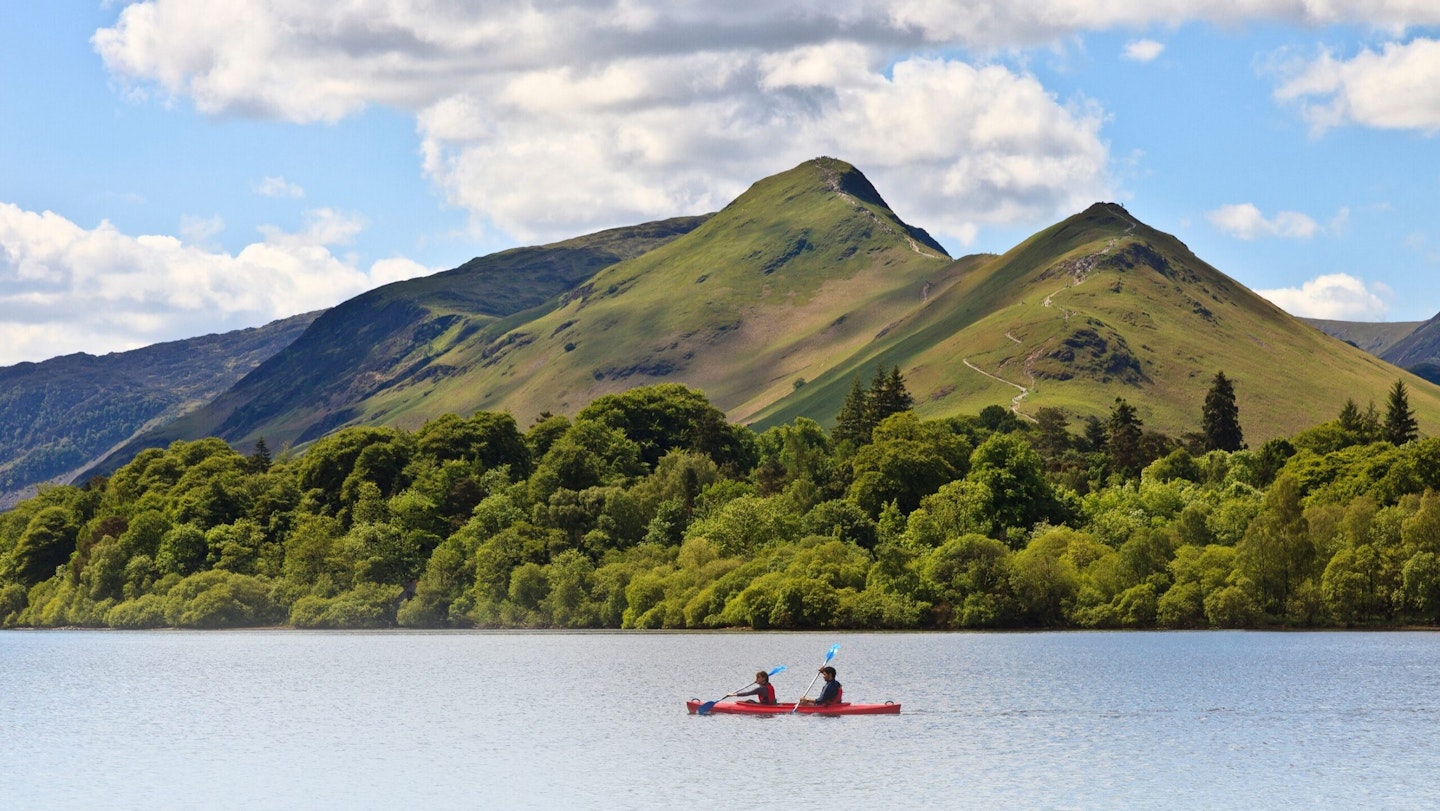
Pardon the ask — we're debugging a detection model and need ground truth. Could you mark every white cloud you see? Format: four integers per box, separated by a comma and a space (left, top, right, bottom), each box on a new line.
257, 207, 366, 247
1206, 203, 1320, 240
0, 202, 431, 366
89, 2, 1440, 245
1275, 38, 1440, 134
254, 175, 305, 198
1123, 39, 1165, 62
87, 2, 1124, 246
1256, 273, 1390, 319
420, 54, 1110, 243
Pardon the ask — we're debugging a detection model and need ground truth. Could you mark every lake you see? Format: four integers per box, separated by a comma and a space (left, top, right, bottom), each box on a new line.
3, 630, 1439, 809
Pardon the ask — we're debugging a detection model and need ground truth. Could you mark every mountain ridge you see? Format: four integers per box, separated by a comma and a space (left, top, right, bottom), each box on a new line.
12, 158, 1440, 495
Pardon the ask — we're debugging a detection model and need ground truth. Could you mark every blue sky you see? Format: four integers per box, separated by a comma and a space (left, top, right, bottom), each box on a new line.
2, 2, 1438, 366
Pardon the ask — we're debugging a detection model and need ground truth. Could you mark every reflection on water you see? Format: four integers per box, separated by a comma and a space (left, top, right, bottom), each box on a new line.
3, 630, 1439, 810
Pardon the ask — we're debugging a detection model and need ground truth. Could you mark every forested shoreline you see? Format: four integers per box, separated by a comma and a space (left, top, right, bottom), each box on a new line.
2, 373, 1437, 631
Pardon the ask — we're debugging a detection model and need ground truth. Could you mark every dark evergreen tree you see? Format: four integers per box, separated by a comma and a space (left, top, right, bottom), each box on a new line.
1383, 379, 1419, 445
1201, 371, 1245, 451
1106, 397, 1144, 478
1361, 401, 1382, 442
248, 437, 272, 473
865, 364, 913, 429
1032, 407, 1072, 463
1080, 414, 1107, 453
832, 375, 871, 447
1337, 398, 1364, 434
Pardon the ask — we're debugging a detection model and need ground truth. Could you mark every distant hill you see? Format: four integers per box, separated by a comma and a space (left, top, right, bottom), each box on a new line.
1303, 314, 1440, 385
0, 311, 318, 507
1300, 318, 1421, 356
1382, 314, 1440, 385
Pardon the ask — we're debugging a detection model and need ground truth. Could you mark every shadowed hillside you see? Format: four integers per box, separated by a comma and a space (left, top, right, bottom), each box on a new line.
89, 217, 708, 472
0, 311, 318, 507
1382, 313, 1440, 384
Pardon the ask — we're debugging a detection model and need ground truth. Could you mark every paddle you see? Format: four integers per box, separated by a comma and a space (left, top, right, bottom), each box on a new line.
792, 643, 841, 713
696, 665, 787, 715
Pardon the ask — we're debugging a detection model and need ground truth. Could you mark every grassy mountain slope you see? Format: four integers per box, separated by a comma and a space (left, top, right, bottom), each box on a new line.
1301, 318, 1421, 356
88, 217, 707, 473
0, 311, 318, 506
754, 203, 1440, 441
349, 157, 957, 428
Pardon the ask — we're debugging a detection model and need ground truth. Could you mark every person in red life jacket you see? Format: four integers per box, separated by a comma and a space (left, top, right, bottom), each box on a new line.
729, 670, 777, 704
799, 666, 842, 706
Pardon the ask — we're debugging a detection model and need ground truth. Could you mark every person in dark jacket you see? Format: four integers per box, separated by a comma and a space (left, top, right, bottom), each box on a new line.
799, 666, 842, 706
729, 670, 777, 704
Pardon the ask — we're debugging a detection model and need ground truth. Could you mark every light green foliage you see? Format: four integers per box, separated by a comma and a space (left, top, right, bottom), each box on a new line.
291, 583, 404, 628
163, 570, 283, 628
848, 412, 970, 515
924, 534, 1015, 628
684, 494, 801, 556
1, 381, 1437, 631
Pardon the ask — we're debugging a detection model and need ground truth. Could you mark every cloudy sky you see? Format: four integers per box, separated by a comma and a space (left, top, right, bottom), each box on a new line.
3, 1, 1439, 366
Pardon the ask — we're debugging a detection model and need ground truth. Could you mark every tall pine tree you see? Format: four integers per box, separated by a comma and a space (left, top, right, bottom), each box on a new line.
1106, 397, 1144, 478
869, 365, 915, 425
832, 375, 872, 447
1201, 371, 1245, 451
1383, 379, 1419, 445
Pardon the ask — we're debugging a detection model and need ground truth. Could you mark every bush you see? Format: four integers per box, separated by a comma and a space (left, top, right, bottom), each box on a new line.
106, 594, 168, 629
164, 570, 283, 628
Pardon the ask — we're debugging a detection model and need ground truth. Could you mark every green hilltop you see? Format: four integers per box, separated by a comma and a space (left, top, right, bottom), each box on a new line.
755, 201, 1440, 441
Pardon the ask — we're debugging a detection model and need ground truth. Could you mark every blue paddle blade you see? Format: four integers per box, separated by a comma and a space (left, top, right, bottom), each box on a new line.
824, 644, 840, 662
696, 700, 718, 714
768, 665, 788, 676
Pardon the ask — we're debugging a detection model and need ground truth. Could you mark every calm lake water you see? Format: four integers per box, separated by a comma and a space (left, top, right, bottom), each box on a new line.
4, 630, 1440, 810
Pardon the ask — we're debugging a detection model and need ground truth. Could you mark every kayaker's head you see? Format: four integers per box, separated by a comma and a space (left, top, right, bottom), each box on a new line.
754, 671, 769, 684
819, 666, 836, 681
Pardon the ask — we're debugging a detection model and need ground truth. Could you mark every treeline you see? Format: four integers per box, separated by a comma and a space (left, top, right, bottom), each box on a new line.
1, 374, 1437, 631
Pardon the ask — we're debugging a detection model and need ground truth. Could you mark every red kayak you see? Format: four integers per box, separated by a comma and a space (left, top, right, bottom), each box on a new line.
686, 700, 900, 715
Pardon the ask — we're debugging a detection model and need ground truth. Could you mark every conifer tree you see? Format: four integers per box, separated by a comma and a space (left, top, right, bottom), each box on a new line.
1337, 398, 1364, 435
832, 375, 871, 447
1201, 371, 1245, 451
1106, 397, 1144, 478
1383, 379, 1419, 445
248, 437, 272, 473
1361, 401, 1382, 443
869, 365, 914, 425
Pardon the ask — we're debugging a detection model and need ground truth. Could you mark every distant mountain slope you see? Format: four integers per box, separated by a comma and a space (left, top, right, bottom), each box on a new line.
1382, 313, 1440, 384
1301, 318, 1420, 355
754, 202, 1440, 440
89, 216, 708, 470
0, 311, 318, 507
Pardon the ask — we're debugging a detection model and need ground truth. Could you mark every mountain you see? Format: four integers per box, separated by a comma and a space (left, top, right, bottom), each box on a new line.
0, 311, 318, 507
1300, 318, 1421, 356
88, 216, 708, 470
396, 157, 955, 426
1381, 313, 1440, 384
62, 158, 1440, 484
752, 201, 1440, 439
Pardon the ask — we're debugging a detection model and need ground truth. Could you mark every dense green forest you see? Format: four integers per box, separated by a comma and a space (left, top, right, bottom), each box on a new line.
2, 373, 1437, 631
